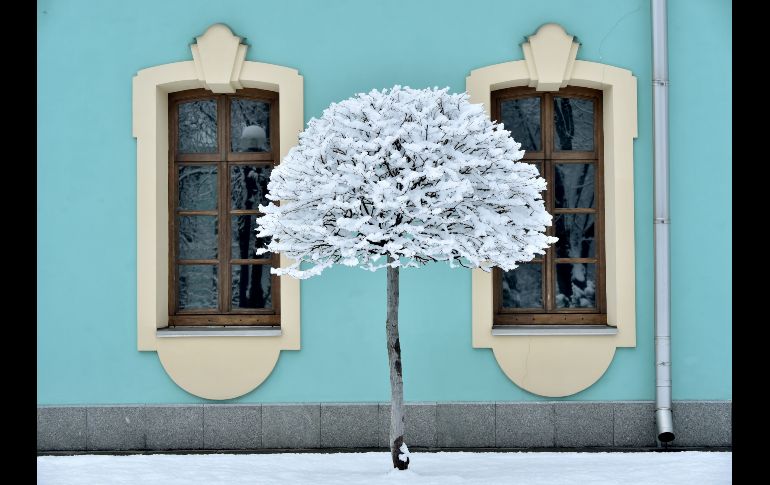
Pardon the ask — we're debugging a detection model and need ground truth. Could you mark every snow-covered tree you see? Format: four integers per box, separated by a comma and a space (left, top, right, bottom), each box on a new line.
257, 86, 556, 469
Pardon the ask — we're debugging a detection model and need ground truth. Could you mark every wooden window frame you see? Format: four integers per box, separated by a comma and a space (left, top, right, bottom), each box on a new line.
168, 88, 281, 326
491, 86, 606, 325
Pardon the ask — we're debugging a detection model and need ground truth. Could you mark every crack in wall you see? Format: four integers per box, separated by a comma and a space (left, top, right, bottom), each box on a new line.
598, 0, 645, 62
522, 339, 533, 385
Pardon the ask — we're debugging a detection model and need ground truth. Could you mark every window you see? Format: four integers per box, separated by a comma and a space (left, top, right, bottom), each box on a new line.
491, 86, 605, 325
169, 88, 280, 326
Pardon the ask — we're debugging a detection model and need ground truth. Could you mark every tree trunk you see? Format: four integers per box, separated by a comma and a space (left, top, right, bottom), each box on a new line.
386, 256, 409, 470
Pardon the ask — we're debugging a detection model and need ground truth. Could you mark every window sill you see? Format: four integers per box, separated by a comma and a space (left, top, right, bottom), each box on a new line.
491, 325, 618, 336
157, 326, 282, 338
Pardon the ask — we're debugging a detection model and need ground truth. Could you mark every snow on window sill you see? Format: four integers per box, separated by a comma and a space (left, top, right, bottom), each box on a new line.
491, 325, 618, 336
157, 326, 282, 338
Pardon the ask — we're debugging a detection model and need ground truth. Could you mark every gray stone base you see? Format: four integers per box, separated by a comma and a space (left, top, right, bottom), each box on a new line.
37, 401, 731, 452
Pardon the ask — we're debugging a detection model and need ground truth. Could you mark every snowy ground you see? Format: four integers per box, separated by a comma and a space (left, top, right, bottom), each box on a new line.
38, 451, 731, 485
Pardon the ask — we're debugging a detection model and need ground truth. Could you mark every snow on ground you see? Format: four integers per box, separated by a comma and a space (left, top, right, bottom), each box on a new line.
37, 451, 731, 485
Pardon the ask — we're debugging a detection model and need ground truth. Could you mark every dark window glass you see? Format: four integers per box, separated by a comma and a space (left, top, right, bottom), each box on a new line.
555, 263, 597, 309
231, 98, 271, 152
555, 163, 595, 208
178, 265, 218, 310
554, 214, 595, 258
500, 97, 541, 152
178, 216, 218, 259
501, 263, 543, 309
231, 265, 272, 309
232, 216, 270, 260
553, 97, 594, 151
178, 100, 218, 153
178, 165, 217, 211
231, 165, 271, 209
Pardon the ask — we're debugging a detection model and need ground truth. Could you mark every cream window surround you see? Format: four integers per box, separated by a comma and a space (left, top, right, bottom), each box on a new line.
466, 23, 638, 397
133, 24, 303, 399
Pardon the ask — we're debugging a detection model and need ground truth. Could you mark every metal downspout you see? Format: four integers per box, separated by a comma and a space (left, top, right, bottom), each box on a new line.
652, 0, 674, 443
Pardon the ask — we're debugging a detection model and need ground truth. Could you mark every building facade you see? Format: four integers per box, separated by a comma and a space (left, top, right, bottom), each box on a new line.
37, 0, 731, 451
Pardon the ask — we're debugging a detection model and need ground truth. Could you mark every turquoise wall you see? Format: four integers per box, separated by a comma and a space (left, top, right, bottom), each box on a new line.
37, 0, 731, 404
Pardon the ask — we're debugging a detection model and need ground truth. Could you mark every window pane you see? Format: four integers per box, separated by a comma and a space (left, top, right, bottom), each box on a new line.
500, 97, 541, 152
178, 165, 217, 211
501, 263, 543, 309
232, 216, 271, 260
178, 216, 218, 259
555, 163, 595, 208
231, 98, 271, 152
178, 265, 218, 310
555, 263, 597, 308
231, 165, 272, 209
553, 97, 594, 151
555, 214, 596, 258
178, 100, 218, 153
231, 264, 272, 309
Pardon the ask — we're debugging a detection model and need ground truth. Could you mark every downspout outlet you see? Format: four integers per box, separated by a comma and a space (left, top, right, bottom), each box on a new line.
656, 409, 674, 442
